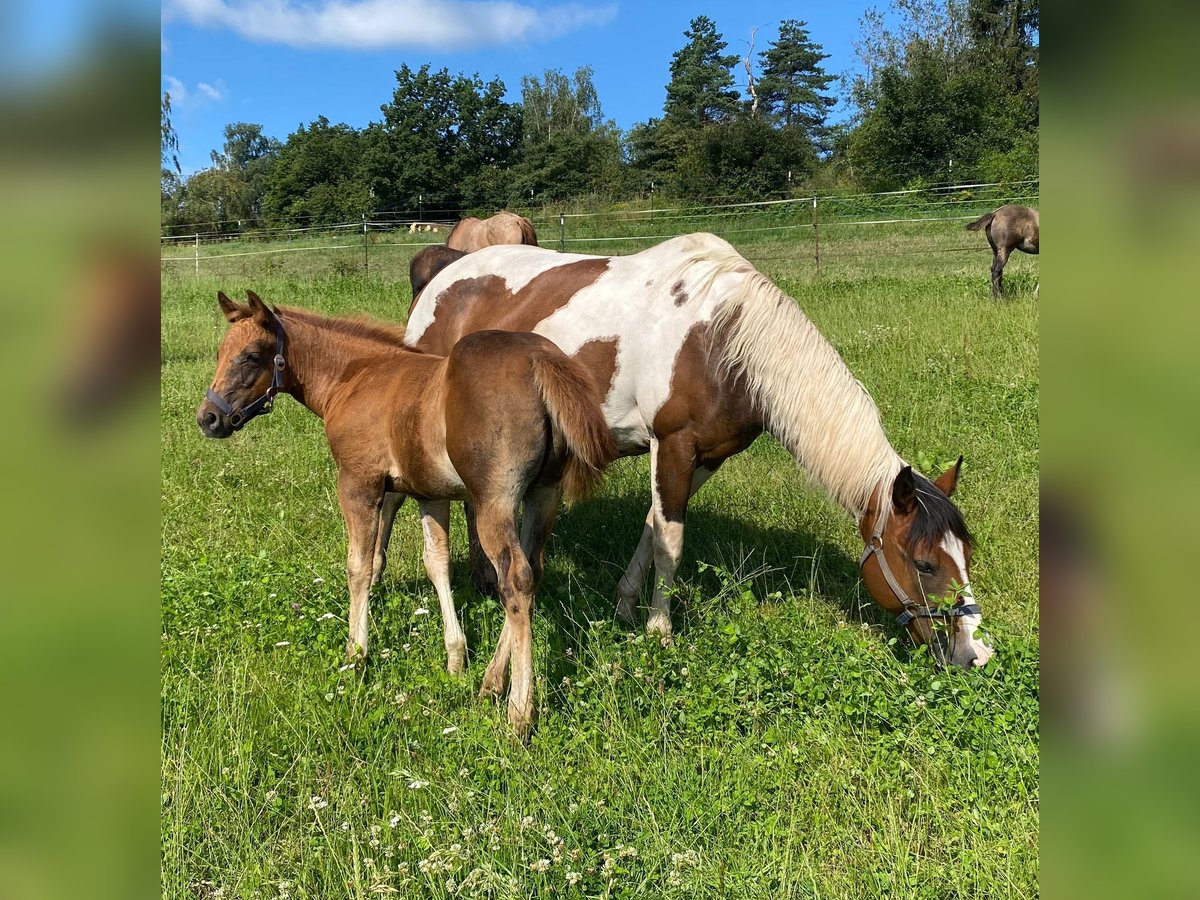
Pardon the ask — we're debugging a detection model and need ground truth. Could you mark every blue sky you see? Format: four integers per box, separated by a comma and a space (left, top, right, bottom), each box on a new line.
161, 1, 880, 177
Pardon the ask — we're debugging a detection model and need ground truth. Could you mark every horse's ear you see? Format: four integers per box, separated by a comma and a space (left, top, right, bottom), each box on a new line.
892, 465, 917, 516
245, 290, 278, 330
934, 456, 964, 497
218, 291, 248, 322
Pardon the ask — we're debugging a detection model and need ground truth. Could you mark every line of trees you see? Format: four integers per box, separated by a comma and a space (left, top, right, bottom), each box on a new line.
162, 2, 1038, 234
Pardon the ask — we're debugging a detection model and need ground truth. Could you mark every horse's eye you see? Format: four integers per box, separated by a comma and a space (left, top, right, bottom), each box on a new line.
915, 560, 936, 575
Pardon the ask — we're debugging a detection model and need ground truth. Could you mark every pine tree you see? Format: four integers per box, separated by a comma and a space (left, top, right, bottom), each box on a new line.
757, 20, 836, 142
663, 16, 741, 128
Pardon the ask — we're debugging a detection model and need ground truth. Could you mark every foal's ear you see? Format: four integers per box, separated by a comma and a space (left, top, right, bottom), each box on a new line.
218, 291, 248, 322
934, 455, 964, 497
245, 290, 279, 330
892, 465, 917, 515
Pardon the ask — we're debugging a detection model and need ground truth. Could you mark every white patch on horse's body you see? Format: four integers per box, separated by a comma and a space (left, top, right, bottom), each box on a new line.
410, 236, 739, 453
939, 533, 993, 667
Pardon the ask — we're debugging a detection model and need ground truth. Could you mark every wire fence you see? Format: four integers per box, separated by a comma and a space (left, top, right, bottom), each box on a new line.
160, 178, 1039, 280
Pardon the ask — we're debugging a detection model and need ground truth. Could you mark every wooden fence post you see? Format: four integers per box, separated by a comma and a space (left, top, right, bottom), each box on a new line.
811, 197, 820, 277
362, 213, 369, 274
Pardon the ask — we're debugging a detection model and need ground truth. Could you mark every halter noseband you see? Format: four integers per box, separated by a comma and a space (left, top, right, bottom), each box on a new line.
859, 512, 981, 627
205, 319, 287, 431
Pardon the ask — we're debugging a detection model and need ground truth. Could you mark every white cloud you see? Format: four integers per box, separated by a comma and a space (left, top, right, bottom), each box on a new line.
163, 74, 187, 105
162, 0, 617, 50
197, 80, 227, 101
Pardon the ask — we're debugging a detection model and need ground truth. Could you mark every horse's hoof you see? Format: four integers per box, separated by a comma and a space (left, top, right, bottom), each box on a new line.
479, 675, 505, 701
446, 645, 466, 676
509, 707, 536, 742
646, 612, 673, 641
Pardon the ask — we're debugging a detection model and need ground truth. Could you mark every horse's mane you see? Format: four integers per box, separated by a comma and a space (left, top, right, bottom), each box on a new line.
908, 472, 973, 550
667, 234, 905, 518
277, 306, 410, 350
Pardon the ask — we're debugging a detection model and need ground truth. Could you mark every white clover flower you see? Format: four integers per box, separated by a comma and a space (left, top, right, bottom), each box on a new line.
414, 607, 430, 616
308, 796, 328, 810
520, 815, 534, 830
408, 780, 428, 790
274, 641, 290, 648
389, 814, 401, 827
442, 726, 458, 735
529, 859, 551, 873
312, 577, 324, 584
566, 871, 582, 886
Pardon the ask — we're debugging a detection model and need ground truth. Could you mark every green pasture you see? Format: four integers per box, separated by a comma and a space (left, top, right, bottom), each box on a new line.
161, 222, 1038, 898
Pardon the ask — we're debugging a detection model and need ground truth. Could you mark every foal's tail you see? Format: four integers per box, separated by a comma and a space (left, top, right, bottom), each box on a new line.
518, 215, 540, 247
965, 211, 995, 232
530, 352, 617, 502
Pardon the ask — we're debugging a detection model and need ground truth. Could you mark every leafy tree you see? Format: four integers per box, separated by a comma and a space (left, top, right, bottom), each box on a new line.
161, 92, 182, 222
209, 123, 281, 226
512, 67, 623, 201
757, 20, 837, 146
844, 0, 1039, 188
262, 117, 371, 225
663, 16, 741, 129
364, 64, 521, 213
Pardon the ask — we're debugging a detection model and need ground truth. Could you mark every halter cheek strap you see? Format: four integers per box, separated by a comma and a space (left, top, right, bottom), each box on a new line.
205, 322, 287, 431
859, 514, 981, 627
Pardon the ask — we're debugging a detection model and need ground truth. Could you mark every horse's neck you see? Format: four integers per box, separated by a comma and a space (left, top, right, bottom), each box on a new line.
277, 316, 375, 419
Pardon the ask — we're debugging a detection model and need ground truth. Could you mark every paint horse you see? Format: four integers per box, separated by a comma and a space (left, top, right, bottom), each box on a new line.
405, 234, 994, 668
446, 211, 538, 253
196, 291, 616, 736
965, 204, 1039, 298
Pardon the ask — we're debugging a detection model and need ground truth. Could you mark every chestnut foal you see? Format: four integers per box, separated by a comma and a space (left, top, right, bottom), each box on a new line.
196, 291, 615, 736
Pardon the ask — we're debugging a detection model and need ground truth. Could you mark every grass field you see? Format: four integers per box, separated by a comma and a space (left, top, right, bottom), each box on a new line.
161, 219, 1039, 899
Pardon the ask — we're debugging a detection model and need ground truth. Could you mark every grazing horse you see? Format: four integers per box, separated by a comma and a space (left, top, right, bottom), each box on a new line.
404, 234, 994, 669
446, 211, 539, 253
965, 204, 1039, 298
409, 245, 467, 302
196, 291, 615, 736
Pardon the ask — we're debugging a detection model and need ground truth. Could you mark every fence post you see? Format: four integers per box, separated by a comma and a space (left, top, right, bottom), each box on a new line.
194, 233, 200, 277
559, 212, 565, 252
362, 213, 368, 274
810, 197, 820, 277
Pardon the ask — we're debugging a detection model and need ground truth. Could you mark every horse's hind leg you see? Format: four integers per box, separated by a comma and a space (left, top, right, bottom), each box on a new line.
371, 491, 405, 586
991, 247, 1009, 299
520, 484, 563, 590
465, 501, 500, 597
419, 499, 467, 674
474, 499, 537, 738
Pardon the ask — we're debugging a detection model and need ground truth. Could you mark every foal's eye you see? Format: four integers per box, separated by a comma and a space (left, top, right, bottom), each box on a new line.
915, 560, 936, 575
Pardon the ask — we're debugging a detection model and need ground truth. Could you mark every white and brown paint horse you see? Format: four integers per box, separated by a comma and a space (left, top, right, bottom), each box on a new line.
403, 233, 994, 668
446, 211, 538, 253
196, 291, 616, 736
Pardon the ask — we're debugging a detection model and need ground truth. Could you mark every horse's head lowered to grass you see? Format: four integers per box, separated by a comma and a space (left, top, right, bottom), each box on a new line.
859, 458, 994, 669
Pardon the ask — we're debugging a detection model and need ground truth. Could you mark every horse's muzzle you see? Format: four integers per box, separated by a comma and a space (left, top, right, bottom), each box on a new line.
196, 404, 234, 439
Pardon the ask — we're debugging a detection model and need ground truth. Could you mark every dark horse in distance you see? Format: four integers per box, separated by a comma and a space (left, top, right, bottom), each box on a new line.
966, 204, 1039, 298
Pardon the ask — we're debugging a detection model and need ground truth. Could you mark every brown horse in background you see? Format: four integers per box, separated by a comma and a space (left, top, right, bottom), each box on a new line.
196, 291, 615, 737
409, 245, 467, 302
966, 204, 1039, 298
446, 211, 539, 253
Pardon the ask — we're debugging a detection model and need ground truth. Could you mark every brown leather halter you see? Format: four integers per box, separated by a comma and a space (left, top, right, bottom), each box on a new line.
860, 511, 981, 627
205, 320, 287, 431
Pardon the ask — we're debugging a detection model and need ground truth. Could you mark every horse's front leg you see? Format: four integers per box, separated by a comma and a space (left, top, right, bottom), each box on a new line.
419, 499, 467, 675
644, 435, 713, 640
372, 491, 406, 586
339, 472, 385, 662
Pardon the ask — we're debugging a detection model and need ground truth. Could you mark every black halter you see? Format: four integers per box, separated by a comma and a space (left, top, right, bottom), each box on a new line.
205, 320, 287, 431
860, 512, 981, 627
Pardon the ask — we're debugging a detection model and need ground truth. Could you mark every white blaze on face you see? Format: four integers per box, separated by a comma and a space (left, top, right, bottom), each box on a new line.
940, 533, 994, 667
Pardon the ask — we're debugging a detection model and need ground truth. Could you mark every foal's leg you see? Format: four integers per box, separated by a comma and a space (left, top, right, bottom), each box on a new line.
520, 484, 563, 589
475, 500, 537, 737
371, 491, 405, 586
616, 511, 655, 624
465, 501, 500, 597
339, 472, 384, 661
419, 499, 467, 674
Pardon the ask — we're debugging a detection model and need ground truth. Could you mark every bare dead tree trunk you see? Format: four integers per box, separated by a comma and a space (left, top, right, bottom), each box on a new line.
744, 26, 759, 116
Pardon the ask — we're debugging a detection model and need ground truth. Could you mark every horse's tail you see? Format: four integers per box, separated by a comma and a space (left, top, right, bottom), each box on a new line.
530, 351, 616, 502
519, 216, 539, 247
965, 211, 995, 232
